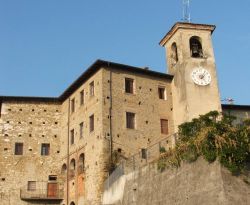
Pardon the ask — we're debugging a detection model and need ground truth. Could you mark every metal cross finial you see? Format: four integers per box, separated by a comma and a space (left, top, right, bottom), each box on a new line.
183, 0, 191, 23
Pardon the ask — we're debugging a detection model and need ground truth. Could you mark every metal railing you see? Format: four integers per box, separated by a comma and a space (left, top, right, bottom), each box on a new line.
104, 133, 178, 190
20, 181, 63, 200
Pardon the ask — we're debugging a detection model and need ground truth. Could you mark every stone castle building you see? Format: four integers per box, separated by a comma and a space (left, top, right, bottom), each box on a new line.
0, 22, 249, 205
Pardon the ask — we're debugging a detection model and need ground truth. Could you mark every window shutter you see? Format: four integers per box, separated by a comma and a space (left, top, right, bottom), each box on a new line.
129, 80, 133, 93
161, 119, 168, 134
126, 112, 135, 129
27, 181, 36, 191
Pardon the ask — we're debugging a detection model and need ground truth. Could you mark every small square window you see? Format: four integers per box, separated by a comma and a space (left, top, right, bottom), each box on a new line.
41, 143, 50, 156
71, 98, 75, 113
48, 175, 57, 181
126, 112, 135, 129
27, 181, 36, 191
89, 115, 94, 132
15, 143, 23, 155
79, 122, 84, 138
160, 119, 169, 135
125, 78, 134, 94
89, 81, 94, 97
80, 90, 84, 105
158, 87, 166, 100
70, 129, 74, 145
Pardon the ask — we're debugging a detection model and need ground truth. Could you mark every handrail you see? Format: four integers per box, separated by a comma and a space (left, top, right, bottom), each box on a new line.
20, 181, 63, 200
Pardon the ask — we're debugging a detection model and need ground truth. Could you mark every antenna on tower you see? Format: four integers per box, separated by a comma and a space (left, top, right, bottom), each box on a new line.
182, 0, 191, 23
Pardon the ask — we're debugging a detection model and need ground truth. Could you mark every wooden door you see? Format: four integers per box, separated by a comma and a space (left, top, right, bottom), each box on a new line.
47, 183, 57, 198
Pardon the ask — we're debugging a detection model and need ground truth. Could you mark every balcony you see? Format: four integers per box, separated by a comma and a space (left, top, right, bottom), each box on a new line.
20, 181, 63, 201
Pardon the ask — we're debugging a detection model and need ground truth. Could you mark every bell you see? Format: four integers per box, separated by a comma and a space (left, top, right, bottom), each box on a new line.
192, 45, 199, 54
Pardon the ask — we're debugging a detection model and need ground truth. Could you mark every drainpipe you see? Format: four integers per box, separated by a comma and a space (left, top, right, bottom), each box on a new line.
67, 98, 70, 205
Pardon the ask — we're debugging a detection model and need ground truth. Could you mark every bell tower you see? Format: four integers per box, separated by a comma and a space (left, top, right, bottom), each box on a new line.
160, 23, 222, 131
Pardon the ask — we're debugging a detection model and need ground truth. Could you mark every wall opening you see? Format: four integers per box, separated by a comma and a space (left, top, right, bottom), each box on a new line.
78, 153, 85, 174
15, 142, 23, 155
69, 159, 76, 179
160, 119, 169, 135
49, 175, 57, 181
89, 81, 95, 97
190, 36, 203, 58
126, 112, 135, 129
61, 164, 67, 174
171, 42, 178, 65
27, 181, 36, 191
70, 129, 74, 145
41, 143, 50, 156
89, 114, 94, 132
125, 78, 134, 94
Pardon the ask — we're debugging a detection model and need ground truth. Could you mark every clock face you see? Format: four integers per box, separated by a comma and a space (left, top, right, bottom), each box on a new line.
191, 68, 211, 86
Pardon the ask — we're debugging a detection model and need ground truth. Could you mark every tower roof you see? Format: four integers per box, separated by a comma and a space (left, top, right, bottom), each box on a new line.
159, 22, 216, 47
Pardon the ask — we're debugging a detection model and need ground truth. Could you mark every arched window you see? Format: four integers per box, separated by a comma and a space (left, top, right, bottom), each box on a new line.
78, 153, 85, 174
61, 163, 67, 174
190, 36, 203, 58
69, 159, 76, 179
171, 42, 178, 64
70, 202, 75, 205
70, 159, 76, 170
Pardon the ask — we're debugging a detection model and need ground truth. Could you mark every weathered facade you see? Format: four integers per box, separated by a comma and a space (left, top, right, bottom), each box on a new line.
0, 22, 249, 205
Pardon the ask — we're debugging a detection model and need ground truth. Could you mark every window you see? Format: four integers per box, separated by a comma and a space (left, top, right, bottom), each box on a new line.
78, 153, 85, 174
27, 181, 36, 191
41, 143, 50, 156
15, 143, 23, 155
71, 98, 75, 113
69, 159, 76, 179
141, 148, 147, 159
61, 164, 67, 174
160, 119, 169, 135
89, 115, 94, 132
171, 42, 178, 65
126, 112, 135, 129
125, 78, 134, 94
79, 122, 84, 138
80, 90, 84, 105
48, 175, 57, 181
158, 87, 166, 100
70, 129, 74, 145
89, 81, 94, 97
70, 159, 76, 170
190, 36, 203, 58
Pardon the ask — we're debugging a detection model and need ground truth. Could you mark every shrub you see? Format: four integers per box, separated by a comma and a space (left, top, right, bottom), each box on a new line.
157, 111, 250, 175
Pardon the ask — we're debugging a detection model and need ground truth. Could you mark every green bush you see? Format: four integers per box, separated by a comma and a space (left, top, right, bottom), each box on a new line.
159, 146, 166, 153
157, 111, 250, 175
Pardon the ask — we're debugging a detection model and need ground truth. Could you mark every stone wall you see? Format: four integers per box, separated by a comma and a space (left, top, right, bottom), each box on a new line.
102, 158, 250, 205
223, 108, 250, 125
59, 66, 175, 205
0, 101, 61, 205
59, 68, 108, 205
102, 66, 174, 157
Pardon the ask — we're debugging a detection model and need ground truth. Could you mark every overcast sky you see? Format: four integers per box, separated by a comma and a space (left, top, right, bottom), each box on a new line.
0, 0, 250, 105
